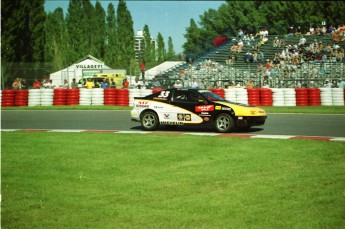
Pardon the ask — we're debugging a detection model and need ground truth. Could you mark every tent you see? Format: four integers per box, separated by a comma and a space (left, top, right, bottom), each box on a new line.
49, 54, 111, 87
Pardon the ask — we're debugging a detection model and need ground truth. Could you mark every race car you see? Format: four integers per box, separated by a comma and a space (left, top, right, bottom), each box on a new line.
130, 88, 267, 133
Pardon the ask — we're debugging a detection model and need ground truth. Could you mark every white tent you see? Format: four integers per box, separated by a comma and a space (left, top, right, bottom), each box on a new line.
49, 54, 111, 86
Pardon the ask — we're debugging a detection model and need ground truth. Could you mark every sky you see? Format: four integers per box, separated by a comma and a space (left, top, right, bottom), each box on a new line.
44, 0, 226, 54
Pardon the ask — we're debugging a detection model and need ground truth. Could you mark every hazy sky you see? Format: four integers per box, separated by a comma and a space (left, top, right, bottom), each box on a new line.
44, 0, 225, 53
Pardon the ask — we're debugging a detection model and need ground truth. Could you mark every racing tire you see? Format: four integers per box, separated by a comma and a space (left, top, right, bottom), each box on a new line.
215, 113, 234, 133
141, 111, 159, 131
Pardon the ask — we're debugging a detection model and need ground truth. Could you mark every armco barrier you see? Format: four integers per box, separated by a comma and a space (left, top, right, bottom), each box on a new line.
1, 88, 345, 107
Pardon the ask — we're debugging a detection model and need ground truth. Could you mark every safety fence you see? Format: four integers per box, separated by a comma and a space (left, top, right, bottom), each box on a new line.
1, 88, 344, 107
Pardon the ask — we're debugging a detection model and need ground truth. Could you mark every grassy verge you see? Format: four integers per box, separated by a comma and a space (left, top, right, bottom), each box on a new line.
2, 132, 345, 228
1, 105, 345, 114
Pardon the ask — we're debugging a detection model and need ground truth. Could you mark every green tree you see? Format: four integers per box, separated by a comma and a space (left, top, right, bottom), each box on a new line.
92, 1, 106, 59
1, 0, 47, 87
104, 3, 119, 68
143, 24, 155, 69
66, 0, 84, 63
183, 19, 203, 56
157, 32, 165, 63
45, 8, 68, 71
166, 37, 175, 60
117, 0, 135, 74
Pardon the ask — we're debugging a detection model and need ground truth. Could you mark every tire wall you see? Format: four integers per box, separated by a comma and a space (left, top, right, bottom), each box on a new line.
1, 88, 345, 107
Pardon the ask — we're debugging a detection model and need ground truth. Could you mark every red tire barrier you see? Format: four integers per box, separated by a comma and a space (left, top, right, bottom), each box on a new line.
209, 88, 225, 98
54, 88, 67, 106
14, 90, 28, 107
247, 88, 260, 106
295, 88, 309, 106
308, 88, 321, 106
260, 88, 273, 106
116, 89, 129, 106
66, 89, 79, 105
104, 88, 117, 105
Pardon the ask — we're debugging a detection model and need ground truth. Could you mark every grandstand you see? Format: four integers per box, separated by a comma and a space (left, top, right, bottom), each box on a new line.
158, 34, 345, 89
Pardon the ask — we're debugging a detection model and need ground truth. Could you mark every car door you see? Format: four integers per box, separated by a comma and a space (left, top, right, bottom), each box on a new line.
169, 90, 204, 124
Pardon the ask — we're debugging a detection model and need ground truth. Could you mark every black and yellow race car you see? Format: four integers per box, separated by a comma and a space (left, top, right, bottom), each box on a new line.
131, 88, 267, 133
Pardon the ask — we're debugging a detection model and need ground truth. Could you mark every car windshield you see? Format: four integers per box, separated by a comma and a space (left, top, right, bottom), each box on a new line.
200, 90, 226, 101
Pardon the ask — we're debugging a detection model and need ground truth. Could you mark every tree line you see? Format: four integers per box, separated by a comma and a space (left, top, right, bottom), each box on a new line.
1, 0, 176, 88
183, 1, 345, 57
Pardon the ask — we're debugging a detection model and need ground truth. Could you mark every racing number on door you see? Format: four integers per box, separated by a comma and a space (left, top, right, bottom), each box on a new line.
158, 91, 170, 98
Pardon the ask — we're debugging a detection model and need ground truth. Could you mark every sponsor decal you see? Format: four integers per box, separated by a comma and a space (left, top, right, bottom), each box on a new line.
221, 107, 232, 111
160, 121, 183, 125
185, 114, 191, 121
154, 106, 164, 109
136, 101, 149, 108
163, 114, 170, 119
195, 105, 214, 112
153, 97, 168, 101
177, 113, 192, 121
215, 106, 222, 110
203, 117, 210, 122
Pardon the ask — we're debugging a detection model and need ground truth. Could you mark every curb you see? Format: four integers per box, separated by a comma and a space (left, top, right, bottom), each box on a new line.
2, 129, 345, 142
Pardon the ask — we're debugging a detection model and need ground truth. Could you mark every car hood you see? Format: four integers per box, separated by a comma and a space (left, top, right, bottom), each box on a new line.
215, 101, 267, 116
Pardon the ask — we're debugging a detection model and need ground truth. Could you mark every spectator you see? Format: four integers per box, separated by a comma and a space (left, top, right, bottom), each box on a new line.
336, 49, 344, 62
33, 79, 42, 89
245, 80, 254, 88
238, 40, 244, 52
110, 78, 116, 88
262, 81, 270, 88
20, 78, 28, 89
258, 50, 264, 62
323, 79, 332, 88
151, 77, 161, 88
70, 78, 78, 88
101, 78, 109, 89
122, 78, 129, 89
190, 79, 198, 88
61, 79, 68, 89
298, 36, 306, 46
253, 51, 258, 62
173, 80, 183, 89
12, 78, 21, 89
133, 78, 145, 89
238, 29, 244, 39
84, 78, 94, 89
198, 79, 206, 89
244, 50, 253, 63
295, 26, 302, 36
273, 37, 280, 47
287, 26, 295, 37
337, 78, 345, 88
43, 79, 55, 89
140, 61, 145, 80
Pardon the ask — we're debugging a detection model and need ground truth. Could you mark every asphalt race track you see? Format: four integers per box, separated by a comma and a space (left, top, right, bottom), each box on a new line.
1, 110, 345, 138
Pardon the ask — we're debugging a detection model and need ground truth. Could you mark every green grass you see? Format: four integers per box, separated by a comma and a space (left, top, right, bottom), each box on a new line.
1, 105, 345, 114
2, 132, 345, 228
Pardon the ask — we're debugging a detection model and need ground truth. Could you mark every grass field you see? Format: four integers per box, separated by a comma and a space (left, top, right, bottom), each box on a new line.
1, 132, 345, 228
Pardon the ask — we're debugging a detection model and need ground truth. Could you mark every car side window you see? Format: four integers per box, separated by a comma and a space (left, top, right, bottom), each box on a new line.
173, 91, 188, 101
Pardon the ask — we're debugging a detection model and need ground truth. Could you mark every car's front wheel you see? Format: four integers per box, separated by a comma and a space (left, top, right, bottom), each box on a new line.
141, 111, 159, 131
215, 113, 234, 133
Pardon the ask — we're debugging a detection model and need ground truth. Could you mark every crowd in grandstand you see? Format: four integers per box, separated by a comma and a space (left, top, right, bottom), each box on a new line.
174, 23, 345, 89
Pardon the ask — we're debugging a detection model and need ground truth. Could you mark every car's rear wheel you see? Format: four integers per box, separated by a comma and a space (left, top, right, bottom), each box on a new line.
141, 111, 159, 131
215, 113, 234, 133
